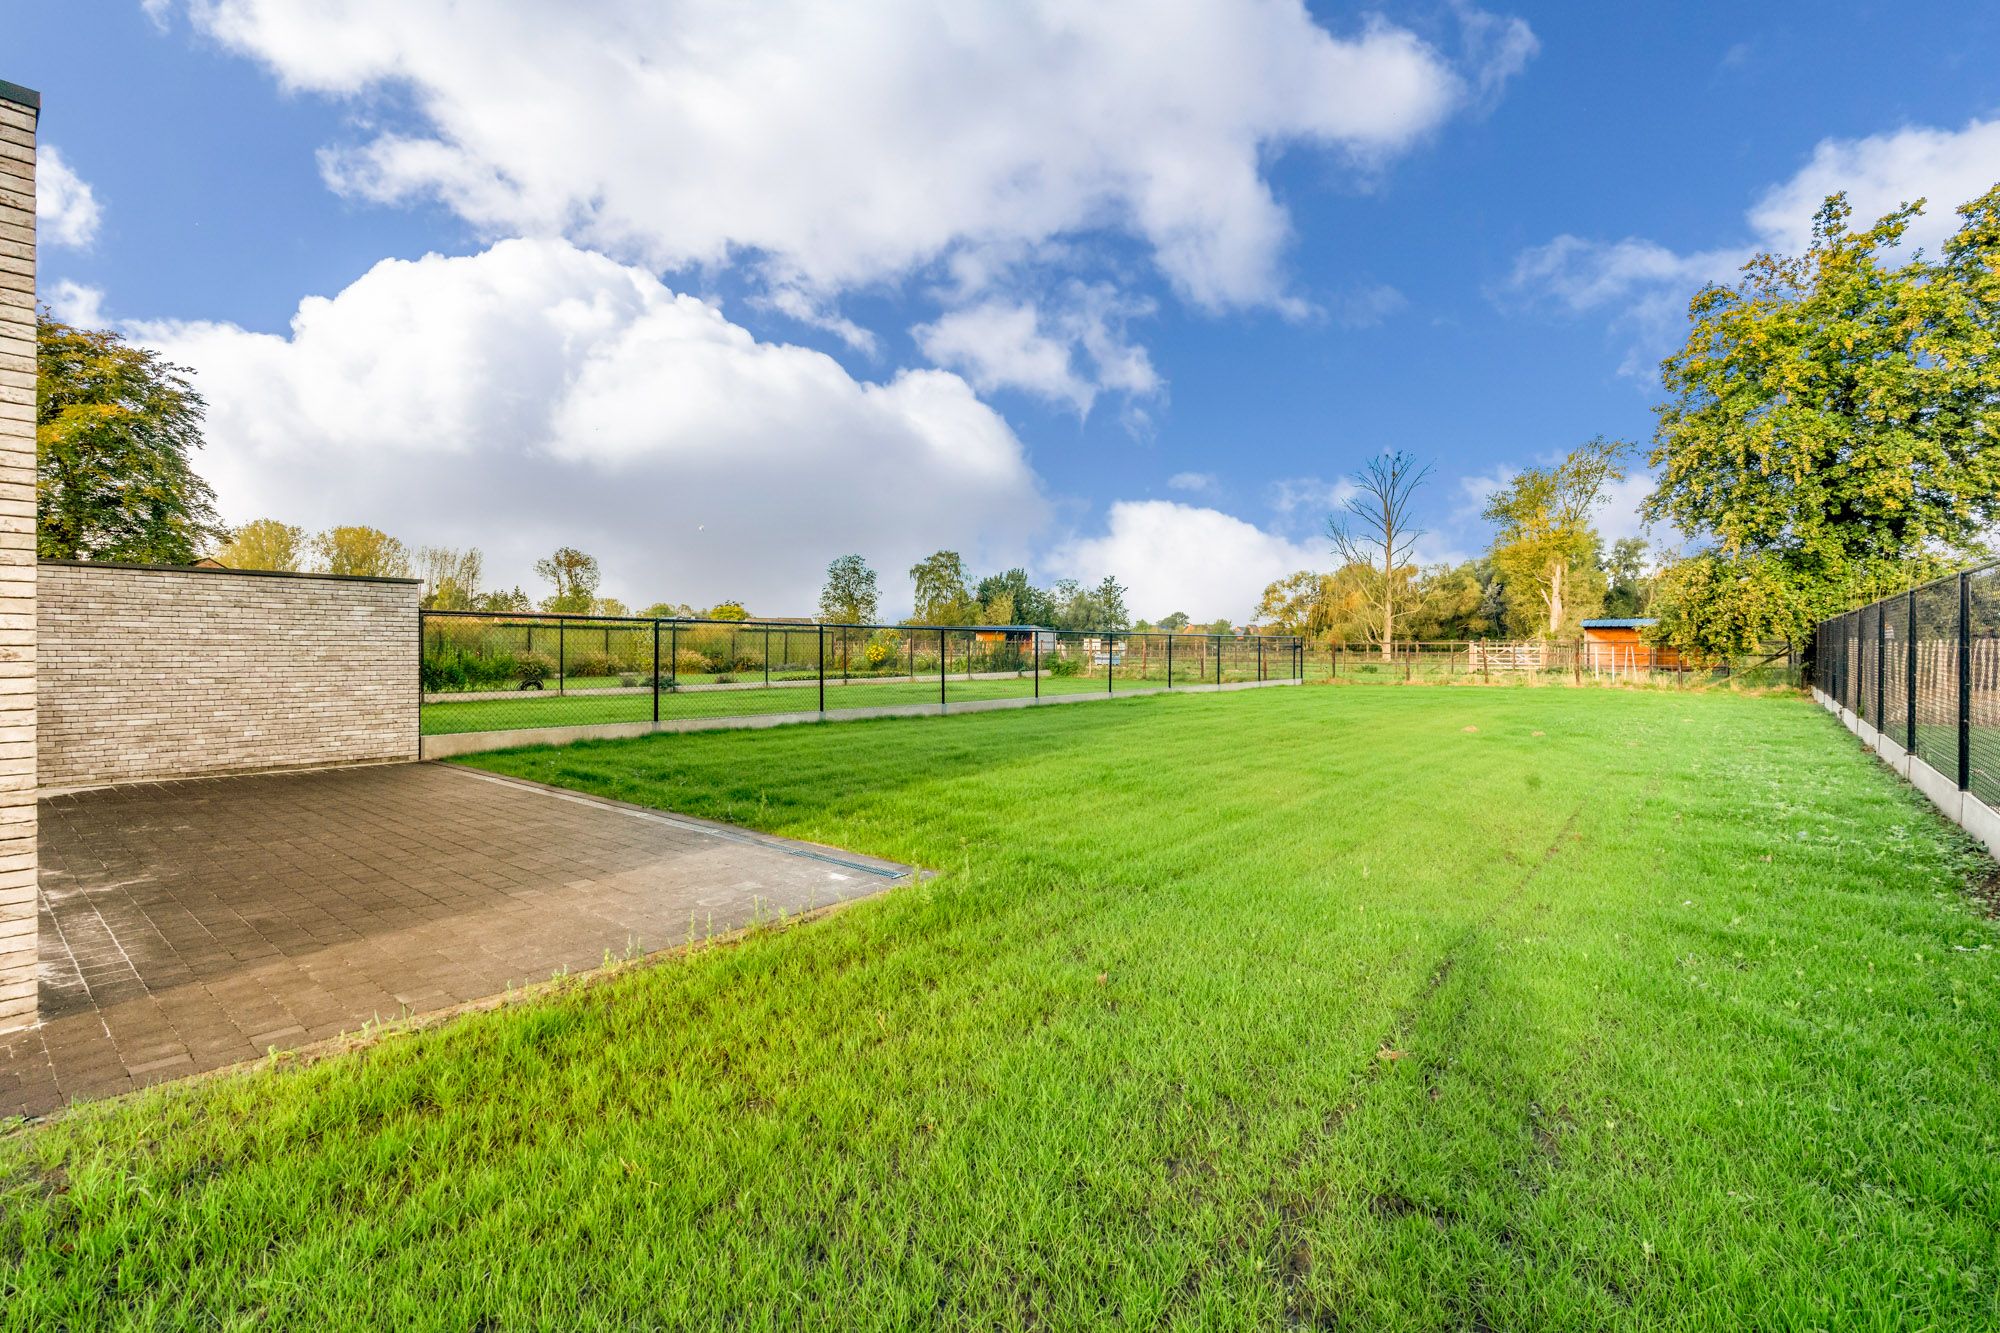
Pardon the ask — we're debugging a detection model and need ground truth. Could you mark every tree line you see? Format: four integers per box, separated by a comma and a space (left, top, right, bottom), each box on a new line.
1263, 181, 2000, 659
32, 177, 1999, 655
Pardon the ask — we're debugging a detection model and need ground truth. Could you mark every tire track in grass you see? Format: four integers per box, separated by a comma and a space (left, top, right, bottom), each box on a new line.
1157, 805, 1584, 1327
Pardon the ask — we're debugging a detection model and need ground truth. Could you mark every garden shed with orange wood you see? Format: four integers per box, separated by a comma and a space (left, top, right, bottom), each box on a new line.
1580, 618, 1682, 670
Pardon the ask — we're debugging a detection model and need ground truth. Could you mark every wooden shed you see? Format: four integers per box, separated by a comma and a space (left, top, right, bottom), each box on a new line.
1580, 618, 1680, 671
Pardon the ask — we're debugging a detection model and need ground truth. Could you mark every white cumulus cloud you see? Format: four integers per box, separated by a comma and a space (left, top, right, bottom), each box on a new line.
1045, 500, 1323, 624
174, 0, 1524, 313
1506, 115, 2000, 373
913, 285, 1159, 413
36, 146, 101, 249
131, 238, 1047, 612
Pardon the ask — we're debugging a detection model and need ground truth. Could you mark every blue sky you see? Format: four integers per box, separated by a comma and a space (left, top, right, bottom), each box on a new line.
17, 1, 2000, 618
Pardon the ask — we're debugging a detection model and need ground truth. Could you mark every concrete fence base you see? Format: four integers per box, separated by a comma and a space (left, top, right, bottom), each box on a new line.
421, 677, 1299, 760
1813, 686, 2000, 860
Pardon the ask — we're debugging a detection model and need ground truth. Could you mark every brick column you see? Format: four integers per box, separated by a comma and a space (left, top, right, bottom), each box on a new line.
0, 79, 36, 1033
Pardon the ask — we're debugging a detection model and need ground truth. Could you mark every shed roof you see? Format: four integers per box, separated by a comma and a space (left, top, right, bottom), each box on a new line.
1581, 617, 1658, 629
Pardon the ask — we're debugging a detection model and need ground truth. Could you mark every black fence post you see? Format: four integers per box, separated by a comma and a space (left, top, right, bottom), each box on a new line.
1907, 589, 1918, 752
1876, 600, 1886, 731
1106, 635, 1113, 694
1959, 572, 1972, 791
652, 620, 660, 725
670, 621, 678, 691
1033, 630, 1041, 699
558, 618, 566, 696
764, 626, 771, 688
1167, 633, 1174, 689
939, 628, 947, 707
818, 623, 826, 714
1257, 636, 1265, 683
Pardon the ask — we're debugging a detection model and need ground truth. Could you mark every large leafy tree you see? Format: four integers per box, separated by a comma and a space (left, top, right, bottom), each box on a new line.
534, 545, 600, 612
973, 567, 1054, 626
908, 550, 976, 624
416, 545, 483, 609
313, 525, 412, 579
36, 314, 225, 563
216, 518, 306, 573
1484, 437, 1626, 638
818, 554, 880, 624
1327, 450, 1431, 658
1646, 186, 2000, 627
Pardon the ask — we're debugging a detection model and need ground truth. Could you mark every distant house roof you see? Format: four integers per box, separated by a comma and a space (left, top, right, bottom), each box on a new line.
1581, 618, 1658, 629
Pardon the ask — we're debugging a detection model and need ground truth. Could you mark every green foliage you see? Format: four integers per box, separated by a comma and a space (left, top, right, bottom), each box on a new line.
1647, 552, 1812, 658
1049, 574, 1130, 630
35, 313, 225, 563
819, 555, 881, 625
418, 545, 484, 610
536, 547, 601, 612
1485, 437, 1628, 637
1647, 187, 2000, 604
1601, 538, 1654, 619
909, 550, 976, 624
705, 601, 749, 622
863, 629, 902, 669
974, 568, 1054, 626
312, 525, 412, 578
1157, 611, 1190, 633
216, 518, 306, 573
1044, 650, 1082, 677
515, 653, 555, 689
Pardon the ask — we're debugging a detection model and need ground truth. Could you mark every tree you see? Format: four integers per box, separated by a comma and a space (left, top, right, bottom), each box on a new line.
1648, 551, 1809, 659
819, 554, 880, 624
1092, 575, 1130, 630
705, 601, 749, 621
534, 546, 600, 612
1484, 437, 1627, 637
416, 544, 483, 610
312, 525, 411, 578
1646, 187, 2000, 613
974, 568, 1054, 625
909, 550, 975, 624
36, 313, 225, 562
216, 518, 306, 573
1601, 538, 1653, 618
474, 586, 531, 613
1256, 570, 1337, 641
640, 600, 696, 619
1328, 451, 1432, 658
1158, 611, 1190, 633
1207, 618, 1233, 636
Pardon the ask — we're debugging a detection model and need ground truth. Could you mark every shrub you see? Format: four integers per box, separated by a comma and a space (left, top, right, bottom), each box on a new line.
713, 672, 737, 685
517, 653, 556, 689
1046, 652, 1082, 677
863, 630, 903, 669
673, 649, 712, 675
565, 651, 616, 679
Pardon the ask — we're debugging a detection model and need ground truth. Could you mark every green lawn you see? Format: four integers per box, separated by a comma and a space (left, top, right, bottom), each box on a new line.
5, 687, 1998, 1328
419, 669, 1257, 734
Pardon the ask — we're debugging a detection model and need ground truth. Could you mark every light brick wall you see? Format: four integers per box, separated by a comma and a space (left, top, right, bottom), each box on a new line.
0, 82, 34, 1033
39, 563, 419, 790
0, 83, 37, 1032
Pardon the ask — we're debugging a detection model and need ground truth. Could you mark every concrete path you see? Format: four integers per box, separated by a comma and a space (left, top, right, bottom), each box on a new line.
0, 763, 912, 1119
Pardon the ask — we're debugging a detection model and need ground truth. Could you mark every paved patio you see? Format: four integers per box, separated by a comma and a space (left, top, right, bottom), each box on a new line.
0, 763, 913, 1119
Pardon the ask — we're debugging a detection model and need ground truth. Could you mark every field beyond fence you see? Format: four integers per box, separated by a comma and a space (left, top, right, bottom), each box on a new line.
1816, 560, 2000, 810
1306, 639, 1802, 689
419, 611, 1303, 740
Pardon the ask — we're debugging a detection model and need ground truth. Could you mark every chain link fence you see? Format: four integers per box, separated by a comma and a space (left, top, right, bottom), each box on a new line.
419, 612, 1303, 739
1815, 561, 2000, 809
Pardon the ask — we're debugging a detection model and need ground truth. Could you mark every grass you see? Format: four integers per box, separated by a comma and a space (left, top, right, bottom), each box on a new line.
5, 687, 1999, 1328
418, 668, 1266, 734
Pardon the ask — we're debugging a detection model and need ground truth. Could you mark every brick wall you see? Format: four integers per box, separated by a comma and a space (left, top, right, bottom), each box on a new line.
39, 562, 419, 790
0, 81, 37, 1033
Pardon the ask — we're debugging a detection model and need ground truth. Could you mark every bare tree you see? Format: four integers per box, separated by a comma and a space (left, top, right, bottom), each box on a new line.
1328, 451, 1432, 659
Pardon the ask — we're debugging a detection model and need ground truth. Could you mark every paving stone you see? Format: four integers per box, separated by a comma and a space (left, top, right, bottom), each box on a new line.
2, 762, 910, 1117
